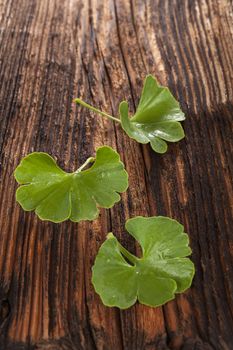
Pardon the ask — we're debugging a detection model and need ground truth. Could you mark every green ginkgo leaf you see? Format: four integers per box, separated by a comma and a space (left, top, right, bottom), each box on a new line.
119, 75, 185, 153
74, 75, 185, 154
14, 146, 128, 223
92, 216, 194, 309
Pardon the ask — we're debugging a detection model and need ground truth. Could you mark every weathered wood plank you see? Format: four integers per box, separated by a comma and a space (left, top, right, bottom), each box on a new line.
0, 0, 232, 349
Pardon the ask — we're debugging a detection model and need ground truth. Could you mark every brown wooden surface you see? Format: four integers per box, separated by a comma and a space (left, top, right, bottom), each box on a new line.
0, 0, 233, 349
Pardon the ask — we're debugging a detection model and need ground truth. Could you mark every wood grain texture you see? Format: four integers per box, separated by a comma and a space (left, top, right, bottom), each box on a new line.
0, 0, 232, 349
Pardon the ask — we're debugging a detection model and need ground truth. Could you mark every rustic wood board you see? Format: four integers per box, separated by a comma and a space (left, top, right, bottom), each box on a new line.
0, 0, 232, 349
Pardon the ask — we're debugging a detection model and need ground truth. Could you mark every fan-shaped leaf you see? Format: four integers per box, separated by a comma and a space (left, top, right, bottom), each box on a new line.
120, 75, 185, 153
14, 146, 128, 223
74, 75, 185, 154
92, 216, 194, 309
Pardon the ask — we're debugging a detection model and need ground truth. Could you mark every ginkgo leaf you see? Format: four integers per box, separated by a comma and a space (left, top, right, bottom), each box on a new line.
92, 216, 194, 309
14, 146, 128, 223
120, 75, 185, 153
74, 75, 185, 154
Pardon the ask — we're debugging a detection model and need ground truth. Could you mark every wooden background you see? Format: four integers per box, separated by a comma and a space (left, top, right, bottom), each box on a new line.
0, 0, 232, 349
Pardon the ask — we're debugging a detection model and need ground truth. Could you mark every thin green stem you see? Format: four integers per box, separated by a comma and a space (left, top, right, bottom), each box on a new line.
75, 157, 95, 173
74, 98, 121, 123
118, 242, 138, 265
107, 233, 138, 265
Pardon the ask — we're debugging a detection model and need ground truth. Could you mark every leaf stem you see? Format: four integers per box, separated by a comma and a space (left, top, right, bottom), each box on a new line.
74, 98, 121, 123
75, 157, 95, 173
117, 241, 138, 265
